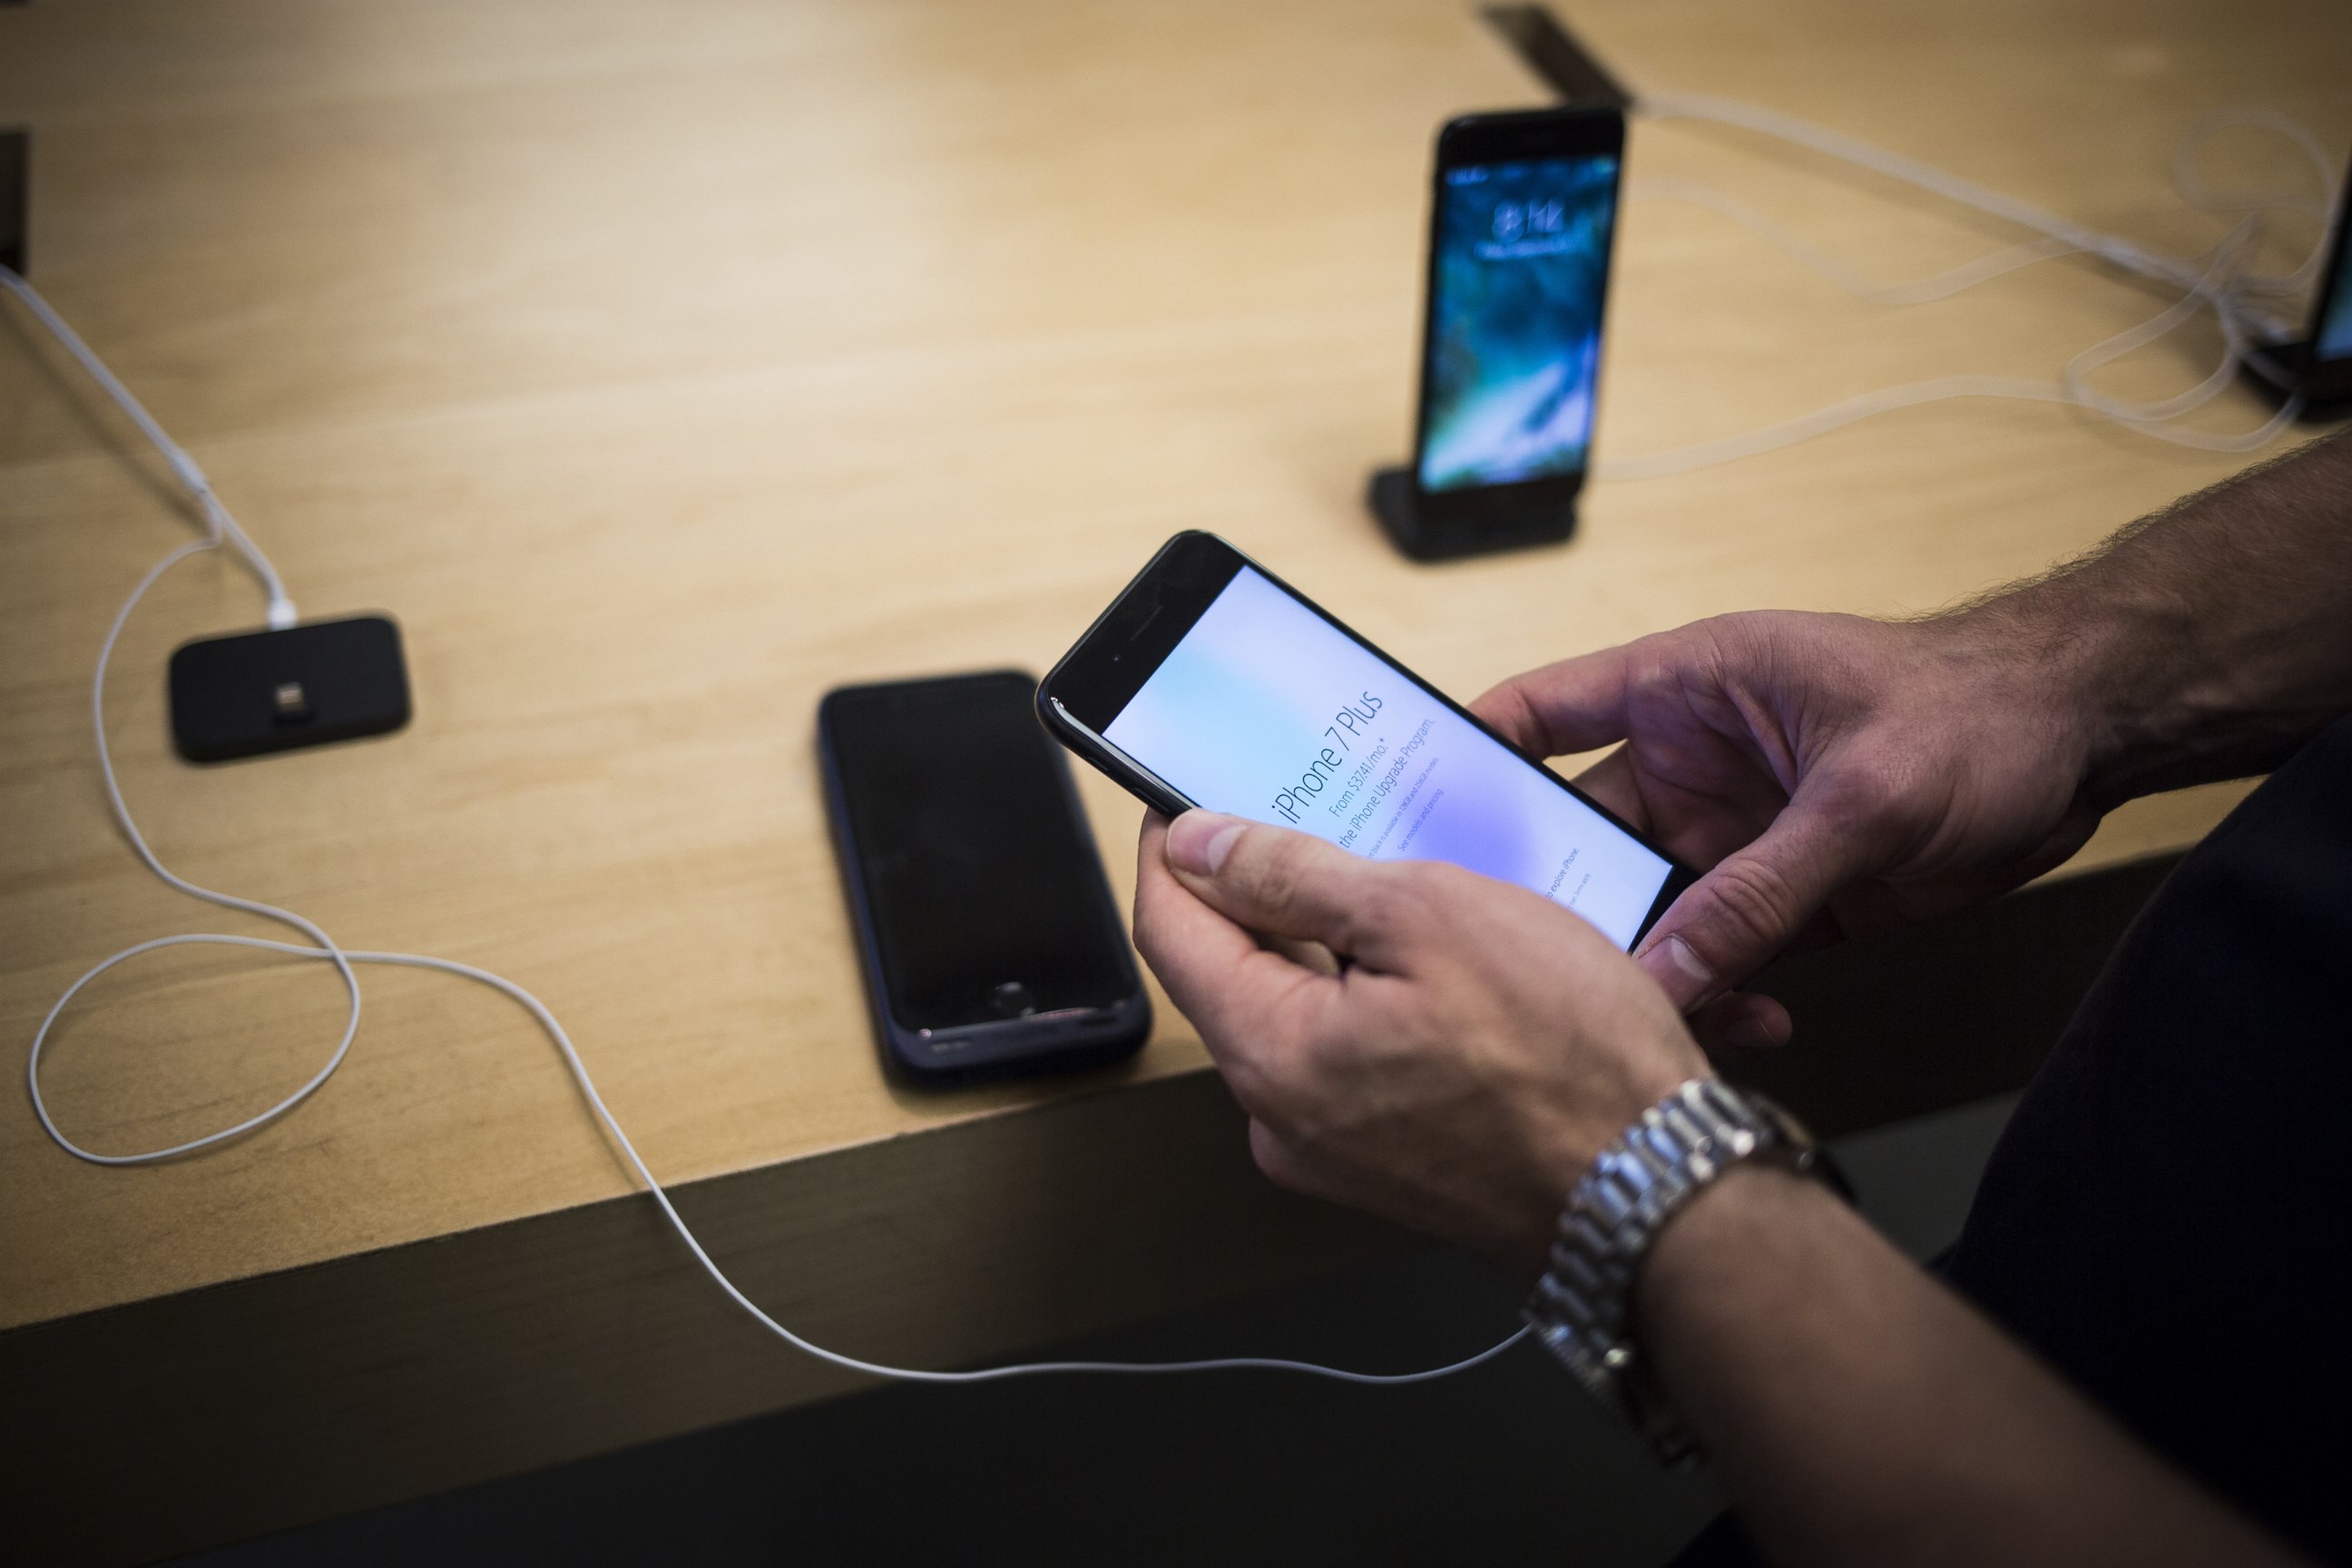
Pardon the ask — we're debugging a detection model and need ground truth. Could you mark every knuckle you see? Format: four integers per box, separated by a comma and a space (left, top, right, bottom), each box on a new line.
1701, 855, 1808, 946
1243, 828, 1313, 915
1809, 753, 1939, 859
1387, 860, 1473, 932
1130, 905, 1176, 977
1396, 856, 1461, 910
1473, 678, 1541, 745
1283, 1019, 1342, 1084
1624, 644, 1691, 710
1213, 1031, 1295, 1121
1220, 1057, 1279, 1123
1248, 1121, 1315, 1193
1347, 867, 1415, 936
1220, 1015, 1317, 1124
1243, 1025, 1339, 1142
1684, 615, 1753, 681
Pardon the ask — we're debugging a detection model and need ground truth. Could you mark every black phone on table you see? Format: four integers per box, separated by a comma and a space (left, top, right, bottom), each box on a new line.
1036, 532, 1695, 953
1369, 105, 1627, 561
2267, 155, 2352, 413
818, 670, 1150, 1083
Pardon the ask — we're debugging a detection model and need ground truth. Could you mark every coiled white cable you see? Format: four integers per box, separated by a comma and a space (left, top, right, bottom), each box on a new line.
7, 261, 1527, 1387
1598, 211, 2306, 480
1637, 91, 2337, 342
1594, 93, 2332, 480
1625, 176, 2087, 308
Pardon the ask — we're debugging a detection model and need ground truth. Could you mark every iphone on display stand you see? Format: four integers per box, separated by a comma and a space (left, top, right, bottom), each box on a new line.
1368, 105, 1627, 562
1038, 532, 1695, 954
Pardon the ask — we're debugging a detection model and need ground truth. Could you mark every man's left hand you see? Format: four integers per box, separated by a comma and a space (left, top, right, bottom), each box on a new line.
1135, 809, 1708, 1274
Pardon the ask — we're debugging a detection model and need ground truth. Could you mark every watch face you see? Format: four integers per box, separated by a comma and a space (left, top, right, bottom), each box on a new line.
1728, 1086, 1852, 1196
1743, 1089, 1816, 1152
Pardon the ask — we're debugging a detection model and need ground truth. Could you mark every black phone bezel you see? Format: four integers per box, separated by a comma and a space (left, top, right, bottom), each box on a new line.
1037, 532, 1697, 946
817, 669, 1151, 1086
1408, 104, 1627, 535
2295, 175, 2352, 403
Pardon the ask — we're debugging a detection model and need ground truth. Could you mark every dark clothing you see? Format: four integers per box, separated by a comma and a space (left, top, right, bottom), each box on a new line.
1679, 717, 2352, 1565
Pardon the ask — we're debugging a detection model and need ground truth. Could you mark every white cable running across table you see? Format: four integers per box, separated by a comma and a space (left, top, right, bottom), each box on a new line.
11, 87, 2334, 1390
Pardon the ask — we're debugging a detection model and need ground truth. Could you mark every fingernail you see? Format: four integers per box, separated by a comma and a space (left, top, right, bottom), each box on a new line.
1167, 811, 1246, 876
1661, 935, 1717, 987
1639, 934, 1718, 1006
1729, 1014, 1788, 1051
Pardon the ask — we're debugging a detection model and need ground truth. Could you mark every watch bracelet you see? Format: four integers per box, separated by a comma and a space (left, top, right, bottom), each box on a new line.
1524, 1077, 1818, 1467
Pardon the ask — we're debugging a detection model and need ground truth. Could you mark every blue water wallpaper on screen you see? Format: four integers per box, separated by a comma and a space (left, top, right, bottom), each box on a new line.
1419, 154, 1620, 492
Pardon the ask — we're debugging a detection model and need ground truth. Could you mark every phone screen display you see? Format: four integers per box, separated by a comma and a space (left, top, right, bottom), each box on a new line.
829, 676, 1132, 1033
1418, 153, 1621, 493
1099, 566, 1673, 949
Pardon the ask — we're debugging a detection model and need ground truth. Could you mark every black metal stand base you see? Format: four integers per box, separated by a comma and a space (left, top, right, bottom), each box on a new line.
2237, 343, 2352, 425
1366, 466, 1577, 562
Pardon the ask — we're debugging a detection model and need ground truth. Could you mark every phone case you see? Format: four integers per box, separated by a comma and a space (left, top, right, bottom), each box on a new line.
817, 675, 1151, 1085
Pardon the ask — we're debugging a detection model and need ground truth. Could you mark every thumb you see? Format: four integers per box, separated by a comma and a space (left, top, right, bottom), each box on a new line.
1634, 803, 1869, 1010
1164, 810, 1408, 968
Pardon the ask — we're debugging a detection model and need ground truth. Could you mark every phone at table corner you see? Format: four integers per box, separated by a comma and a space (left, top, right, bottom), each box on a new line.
1037, 532, 1696, 953
818, 670, 1150, 1083
2284, 149, 2352, 404
1407, 104, 1626, 548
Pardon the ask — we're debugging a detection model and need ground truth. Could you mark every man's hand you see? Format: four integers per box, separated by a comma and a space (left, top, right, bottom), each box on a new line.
1473, 611, 2102, 1035
1131, 798, 2308, 1568
1135, 809, 1707, 1274
1117, 434, 2352, 1568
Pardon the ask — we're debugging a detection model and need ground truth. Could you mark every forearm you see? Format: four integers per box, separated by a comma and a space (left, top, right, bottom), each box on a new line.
1953, 429, 2352, 807
1632, 1167, 2302, 1568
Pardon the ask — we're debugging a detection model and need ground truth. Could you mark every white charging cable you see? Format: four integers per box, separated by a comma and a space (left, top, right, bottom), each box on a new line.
1594, 94, 2334, 480
6, 262, 1527, 1387
10, 86, 2335, 1386
3, 270, 299, 631
1640, 94, 2338, 342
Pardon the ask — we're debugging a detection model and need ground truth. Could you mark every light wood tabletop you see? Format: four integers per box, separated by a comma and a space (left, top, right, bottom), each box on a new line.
2, 0, 2342, 1557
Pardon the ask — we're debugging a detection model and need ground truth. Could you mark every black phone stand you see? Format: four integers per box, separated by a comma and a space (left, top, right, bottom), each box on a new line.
168, 614, 413, 762
1367, 466, 1577, 563
2236, 343, 2352, 426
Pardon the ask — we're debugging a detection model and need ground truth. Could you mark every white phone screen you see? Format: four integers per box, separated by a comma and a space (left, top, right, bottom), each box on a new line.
1102, 566, 1673, 949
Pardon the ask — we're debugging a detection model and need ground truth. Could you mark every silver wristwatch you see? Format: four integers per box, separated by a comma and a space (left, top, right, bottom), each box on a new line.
1524, 1077, 1832, 1467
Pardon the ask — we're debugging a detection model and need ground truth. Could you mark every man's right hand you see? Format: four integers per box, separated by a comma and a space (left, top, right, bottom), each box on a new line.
1472, 609, 2105, 1038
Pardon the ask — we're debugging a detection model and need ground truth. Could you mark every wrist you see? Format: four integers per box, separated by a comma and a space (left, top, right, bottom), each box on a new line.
1524, 1080, 1835, 1464
1514, 1024, 1710, 1274
1936, 512, 2335, 807
1933, 584, 2152, 811
1631, 1161, 1863, 1441
1632, 1160, 1838, 1342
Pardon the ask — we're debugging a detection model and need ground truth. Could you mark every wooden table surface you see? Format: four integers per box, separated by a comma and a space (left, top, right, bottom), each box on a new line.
2, 0, 2342, 1557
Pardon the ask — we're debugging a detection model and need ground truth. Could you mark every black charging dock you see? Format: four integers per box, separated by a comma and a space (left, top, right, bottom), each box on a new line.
2238, 342, 2352, 426
168, 614, 414, 763
1367, 466, 1576, 562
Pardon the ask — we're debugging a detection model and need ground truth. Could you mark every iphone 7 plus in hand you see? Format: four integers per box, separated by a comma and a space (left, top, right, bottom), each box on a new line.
1037, 533, 1693, 953
819, 671, 1150, 1083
